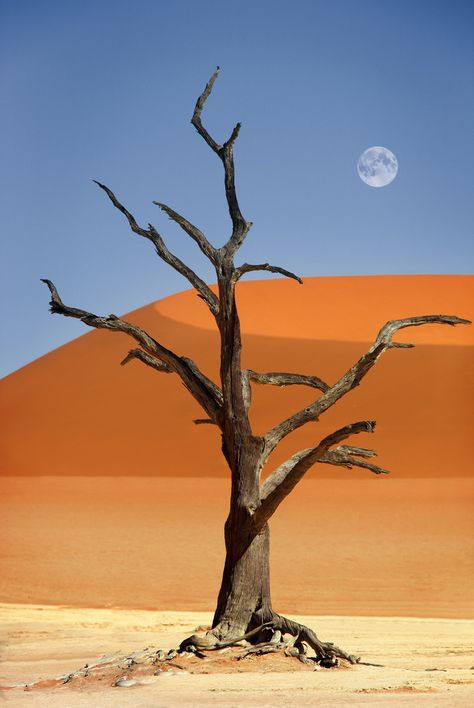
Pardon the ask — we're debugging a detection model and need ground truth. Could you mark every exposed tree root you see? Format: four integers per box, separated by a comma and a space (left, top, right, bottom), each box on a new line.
252, 610, 361, 666
179, 621, 275, 652
179, 612, 360, 668
237, 643, 283, 659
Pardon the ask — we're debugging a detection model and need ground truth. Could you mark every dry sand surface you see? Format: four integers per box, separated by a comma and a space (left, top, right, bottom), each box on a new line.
1, 476, 473, 618
1, 605, 473, 706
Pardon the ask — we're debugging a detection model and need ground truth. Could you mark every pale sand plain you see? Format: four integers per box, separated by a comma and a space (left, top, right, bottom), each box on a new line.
1, 606, 474, 706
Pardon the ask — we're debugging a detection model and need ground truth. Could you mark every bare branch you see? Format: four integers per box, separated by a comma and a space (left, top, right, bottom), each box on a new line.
93, 181, 219, 317
262, 314, 471, 464
181, 357, 223, 406
191, 66, 223, 154
247, 370, 329, 393
226, 122, 241, 146
221, 141, 251, 257
92, 180, 148, 236
256, 421, 376, 526
337, 445, 378, 458
234, 263, 303, 285
376, 315, 470, 343
191, 68, 250, 257
318, 446, 390, 475
193, 418, 218, 426
41, 279, 222, 424
120, 348, 172, 372
153, 201, 217, 264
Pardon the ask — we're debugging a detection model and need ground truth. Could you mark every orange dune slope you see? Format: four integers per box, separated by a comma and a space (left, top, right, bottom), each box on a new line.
1, 275, 472, 478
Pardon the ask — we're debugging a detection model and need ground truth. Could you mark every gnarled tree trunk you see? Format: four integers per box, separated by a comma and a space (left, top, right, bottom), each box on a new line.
213, 519, 271, 638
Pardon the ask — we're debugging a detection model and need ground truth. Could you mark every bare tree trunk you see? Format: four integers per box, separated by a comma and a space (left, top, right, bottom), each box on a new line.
212, 258, 271, 638
213, 519, 271, 639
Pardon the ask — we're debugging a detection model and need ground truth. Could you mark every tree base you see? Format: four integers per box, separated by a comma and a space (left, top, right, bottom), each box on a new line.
181, 611, 360, 666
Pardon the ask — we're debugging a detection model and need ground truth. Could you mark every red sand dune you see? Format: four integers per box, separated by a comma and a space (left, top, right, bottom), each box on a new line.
1, 274, 473, 479
1, 275, 473, 617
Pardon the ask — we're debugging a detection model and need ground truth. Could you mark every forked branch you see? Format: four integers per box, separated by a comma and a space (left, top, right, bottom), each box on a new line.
255, 421, 376, 526
121, 348, 172, 372
41, 279, 222, 424
153, 201, 217, 264
262, 315, 470, 463
93, 181, 219, 317
191, 67, 251, 257
318, 445, 390, 475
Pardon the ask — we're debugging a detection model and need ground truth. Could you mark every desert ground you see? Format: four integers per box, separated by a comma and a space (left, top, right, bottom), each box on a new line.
1, 275, 473, 704
1, 606, 474, 706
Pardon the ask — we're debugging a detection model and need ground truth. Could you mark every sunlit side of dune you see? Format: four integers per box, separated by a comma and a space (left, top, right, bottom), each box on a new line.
1, 275, 472, 479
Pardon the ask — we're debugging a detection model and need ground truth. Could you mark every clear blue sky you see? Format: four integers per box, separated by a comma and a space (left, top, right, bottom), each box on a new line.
1, 0, 473, 376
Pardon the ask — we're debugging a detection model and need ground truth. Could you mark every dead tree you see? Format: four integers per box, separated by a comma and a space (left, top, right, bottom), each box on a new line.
42, 68, 470, 665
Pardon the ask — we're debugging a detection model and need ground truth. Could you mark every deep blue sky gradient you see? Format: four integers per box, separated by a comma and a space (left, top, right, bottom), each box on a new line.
1, 0, 473, 375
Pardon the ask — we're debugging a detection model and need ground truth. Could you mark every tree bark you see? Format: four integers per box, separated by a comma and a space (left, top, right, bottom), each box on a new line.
212, 518, 271, 639
212, 256, 271, 638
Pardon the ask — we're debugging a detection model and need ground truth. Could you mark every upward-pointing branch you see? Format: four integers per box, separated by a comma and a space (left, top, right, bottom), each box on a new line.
261, 314, 471, 465
41, 279, 223, 425
153, 201, 217, 265
191, 67, 252, 257
93, 181, 220, 317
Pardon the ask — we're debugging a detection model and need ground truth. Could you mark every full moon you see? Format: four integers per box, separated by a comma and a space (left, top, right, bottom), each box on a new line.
357, 146, 398, 188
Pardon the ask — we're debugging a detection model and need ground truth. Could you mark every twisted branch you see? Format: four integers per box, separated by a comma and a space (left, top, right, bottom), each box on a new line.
191, 67, 222, 154
41, 279, 222, 424
93, 181, 219, 317
267, 613, 359, 664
